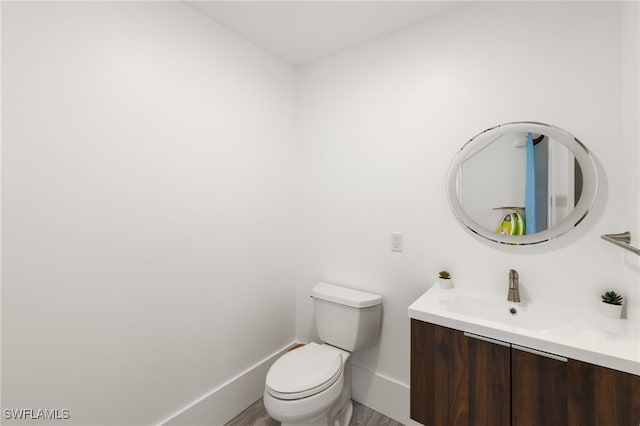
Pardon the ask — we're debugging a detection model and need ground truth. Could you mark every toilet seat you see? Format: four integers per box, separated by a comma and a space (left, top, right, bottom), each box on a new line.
266, 343, 343, 400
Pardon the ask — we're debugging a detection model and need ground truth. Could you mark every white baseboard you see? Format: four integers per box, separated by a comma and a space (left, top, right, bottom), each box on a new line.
350, 363, 422, 426
158, 343, 294, 426
158, 346, 420, 426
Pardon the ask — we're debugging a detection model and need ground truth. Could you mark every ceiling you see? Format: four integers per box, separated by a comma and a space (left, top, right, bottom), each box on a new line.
186, 1, 472, 66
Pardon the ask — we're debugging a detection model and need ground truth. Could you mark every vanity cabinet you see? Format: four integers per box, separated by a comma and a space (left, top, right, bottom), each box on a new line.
410, 319, 640, 426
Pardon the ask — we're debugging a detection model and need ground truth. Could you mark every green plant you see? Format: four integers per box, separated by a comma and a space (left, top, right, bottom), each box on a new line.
438, 270, 451, 280
601, 291, 623, 305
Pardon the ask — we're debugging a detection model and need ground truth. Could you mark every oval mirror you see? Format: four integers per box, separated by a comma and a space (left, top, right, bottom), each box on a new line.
447, 122, 598, 246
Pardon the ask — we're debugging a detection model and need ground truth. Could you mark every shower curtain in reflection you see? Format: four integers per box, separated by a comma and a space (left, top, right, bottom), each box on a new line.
525, 132, 536, 234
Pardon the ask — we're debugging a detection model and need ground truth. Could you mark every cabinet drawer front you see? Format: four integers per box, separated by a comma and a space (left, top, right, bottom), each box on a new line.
411, 320, 510, 426
411, 320, 470, 425
512, 347, 568, 426
467, 333, 510, 426
567, 359, 640, 426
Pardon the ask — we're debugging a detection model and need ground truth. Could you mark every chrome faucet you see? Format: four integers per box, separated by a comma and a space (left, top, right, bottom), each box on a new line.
508, 269, 521, 303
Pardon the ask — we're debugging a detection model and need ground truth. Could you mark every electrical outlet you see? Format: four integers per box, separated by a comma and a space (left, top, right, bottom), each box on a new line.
391, 233, 403, 252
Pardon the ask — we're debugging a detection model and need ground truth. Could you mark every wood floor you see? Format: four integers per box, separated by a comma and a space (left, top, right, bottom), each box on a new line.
225, 398, 404, 426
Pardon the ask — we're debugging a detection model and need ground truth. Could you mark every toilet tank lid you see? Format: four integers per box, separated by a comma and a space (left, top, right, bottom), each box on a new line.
312, 282, 382, 308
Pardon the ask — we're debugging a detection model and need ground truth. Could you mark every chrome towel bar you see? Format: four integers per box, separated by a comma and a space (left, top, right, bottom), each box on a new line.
601, 231, 640, 255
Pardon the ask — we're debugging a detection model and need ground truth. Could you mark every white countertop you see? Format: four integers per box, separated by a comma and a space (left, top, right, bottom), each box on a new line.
408, 285, 640, 376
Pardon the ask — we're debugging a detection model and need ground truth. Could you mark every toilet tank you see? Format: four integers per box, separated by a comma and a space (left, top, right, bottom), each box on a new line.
311, 282, 382, 352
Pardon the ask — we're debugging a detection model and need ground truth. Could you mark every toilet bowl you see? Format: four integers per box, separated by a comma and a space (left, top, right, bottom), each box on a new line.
263, 343, 352, 426
263, 283, 382, 426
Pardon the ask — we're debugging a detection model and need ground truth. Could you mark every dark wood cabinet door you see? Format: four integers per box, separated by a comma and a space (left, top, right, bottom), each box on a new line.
410, 320, 510, 426
567, 359, 640, 426
512, 346, 568, 426
411, 319, 468, 425
467, 334, 511, 426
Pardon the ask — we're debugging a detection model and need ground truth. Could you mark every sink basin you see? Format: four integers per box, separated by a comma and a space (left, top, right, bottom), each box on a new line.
446, 293, 578, 332
408, 285, 640, 376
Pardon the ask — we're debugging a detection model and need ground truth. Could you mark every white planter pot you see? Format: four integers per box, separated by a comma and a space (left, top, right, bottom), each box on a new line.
438, 278, 453, 289
600, 302, 623, 319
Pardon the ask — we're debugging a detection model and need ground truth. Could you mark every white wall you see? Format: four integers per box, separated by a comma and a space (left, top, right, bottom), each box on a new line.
1, 2, 295, 425
296, 2, 639, 422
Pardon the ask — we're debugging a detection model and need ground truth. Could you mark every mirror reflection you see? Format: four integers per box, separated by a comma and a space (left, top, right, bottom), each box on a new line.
447, 122, 598, 246
458, 132, 583, 235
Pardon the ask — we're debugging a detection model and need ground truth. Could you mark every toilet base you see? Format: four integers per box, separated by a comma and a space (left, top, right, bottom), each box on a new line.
267, 361, 353, 426
333, 399, 353, 426
279, 400, 352, 426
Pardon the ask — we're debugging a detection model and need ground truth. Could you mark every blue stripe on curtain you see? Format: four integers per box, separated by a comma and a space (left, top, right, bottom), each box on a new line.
525, 132, 536, 234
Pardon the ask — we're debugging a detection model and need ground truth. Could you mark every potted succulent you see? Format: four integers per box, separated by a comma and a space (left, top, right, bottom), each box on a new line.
600, 291, 623, 319
438, 270, 453, 289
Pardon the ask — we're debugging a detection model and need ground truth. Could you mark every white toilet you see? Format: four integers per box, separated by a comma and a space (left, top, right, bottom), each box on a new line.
263, 282, 382, 426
